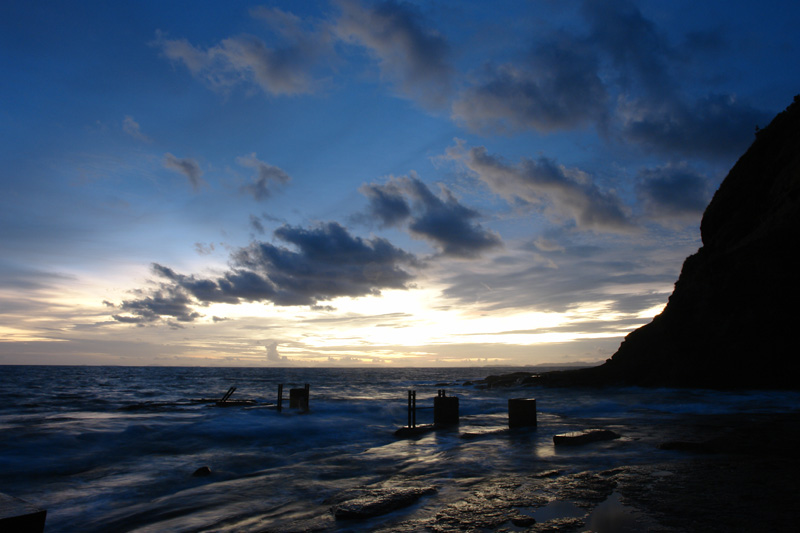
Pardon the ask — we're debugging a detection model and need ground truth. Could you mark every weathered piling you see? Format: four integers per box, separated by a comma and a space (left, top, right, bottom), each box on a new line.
0, 493, 46, 533
408, 390, 417, 428
433, 390, 459, 426
508, 398, 537, 428
277, 383, 284, 412
220, 387, 236, 403
289, 384, 310, 411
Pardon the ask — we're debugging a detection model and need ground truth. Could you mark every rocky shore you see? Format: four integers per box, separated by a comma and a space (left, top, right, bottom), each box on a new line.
369, 412, 800, 532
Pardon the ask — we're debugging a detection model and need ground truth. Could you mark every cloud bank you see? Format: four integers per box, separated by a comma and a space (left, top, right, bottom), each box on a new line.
112, 222, 419, 324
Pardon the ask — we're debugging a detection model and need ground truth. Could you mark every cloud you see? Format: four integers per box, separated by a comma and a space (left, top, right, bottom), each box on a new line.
581, 0, 674, 98
636, 163, 711, 223
163, 153, 205, 191
334, 0, 453, 107
122, 115, 152, 142
359, 179, 411, 228
446, 142, 635, 233
360, 173, 502, 257
440, 239, 680, 316
581, 0, 769, 159
250, 215, 266, 235
112, 222, 419, 324
450, 0, 767, 160
619, 94, 769, 159
236, 153, 291, 200
113, 284, 202, 325
153, 6, 329, 97
452, 37, 608, 133
265, 341, 289, 362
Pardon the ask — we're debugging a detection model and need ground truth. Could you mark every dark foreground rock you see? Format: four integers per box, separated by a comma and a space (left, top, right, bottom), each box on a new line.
375, 412, 800, 532
330, 486, 437, 520
553, 429, 620, 446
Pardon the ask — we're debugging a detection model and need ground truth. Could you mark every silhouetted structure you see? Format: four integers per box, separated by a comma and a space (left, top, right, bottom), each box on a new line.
433, 390, 459, 425
0, 493, 46, 533
508, 398, 537, 427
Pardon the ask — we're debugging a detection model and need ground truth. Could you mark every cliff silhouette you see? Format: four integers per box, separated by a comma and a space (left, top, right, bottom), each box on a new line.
543, 95, 800, 389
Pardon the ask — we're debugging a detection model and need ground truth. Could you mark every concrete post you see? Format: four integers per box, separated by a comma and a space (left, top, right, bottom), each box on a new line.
433, 390, 459, 426
508, 398, 537, 428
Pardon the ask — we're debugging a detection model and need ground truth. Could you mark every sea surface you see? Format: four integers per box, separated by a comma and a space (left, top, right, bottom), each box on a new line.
1, 365, 799, 532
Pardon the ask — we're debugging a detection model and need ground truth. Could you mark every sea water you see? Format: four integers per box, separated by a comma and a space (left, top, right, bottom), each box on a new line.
1, 366, 799, 532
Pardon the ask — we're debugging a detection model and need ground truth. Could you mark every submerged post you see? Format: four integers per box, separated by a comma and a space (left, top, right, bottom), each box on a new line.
433, 389, 459, 426
0, 492, 46, 533
508, 398, 537, 428
289, 384, 310, 411
277, 383, 284, 412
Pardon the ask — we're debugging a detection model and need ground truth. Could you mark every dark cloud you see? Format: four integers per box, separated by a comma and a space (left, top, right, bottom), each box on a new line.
581, 0, 674, 98
636, 163, 711, 222
153, 6, 329, 97
581, 0, 769, 159
451, 0, 768, 160
237, 153, 291, 201
359, 180, 411, 228
360, 174, 502, 257
619, 94, 770, 159
163, 153, 205, 191
335, 0, 453, 107
113, 284, 202, 325
112, 222, 419, 324
452, 36, 608, 133
447, 142, 635, 233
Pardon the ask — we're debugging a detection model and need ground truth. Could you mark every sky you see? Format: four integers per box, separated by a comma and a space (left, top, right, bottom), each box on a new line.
1, 0, 798, 367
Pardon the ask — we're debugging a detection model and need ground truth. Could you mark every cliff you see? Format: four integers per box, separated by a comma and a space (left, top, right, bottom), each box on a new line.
545, 95, 800, 389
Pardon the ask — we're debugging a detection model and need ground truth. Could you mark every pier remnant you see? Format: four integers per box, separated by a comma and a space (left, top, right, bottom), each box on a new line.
0, 493, 46, 533
289, 384, 310, 411
508, 398, 537, 428
215, 387, 256, 407
408, 390, 417, 428
433, 390, 459, 426
277, 384, 284, 412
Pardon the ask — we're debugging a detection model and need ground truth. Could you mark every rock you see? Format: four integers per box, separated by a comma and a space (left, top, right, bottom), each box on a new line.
192, 466, 212, 477
331, 486, 437, 520
480, 372, 535, 388
510, 515, 536, 526
553, 429, 621, 446
538, 95, 800, 390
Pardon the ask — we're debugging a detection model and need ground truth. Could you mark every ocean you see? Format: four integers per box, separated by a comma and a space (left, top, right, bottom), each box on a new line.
2, 366, 799, 532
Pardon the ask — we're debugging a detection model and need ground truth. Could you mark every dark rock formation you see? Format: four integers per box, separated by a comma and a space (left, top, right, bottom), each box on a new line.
542, 96, 800, 389
553, 429, 621, 446
191, 466, 212, 477
330, 486, 437, 520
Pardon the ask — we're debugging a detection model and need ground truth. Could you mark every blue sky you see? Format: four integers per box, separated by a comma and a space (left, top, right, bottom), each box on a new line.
1, 0, 798, 366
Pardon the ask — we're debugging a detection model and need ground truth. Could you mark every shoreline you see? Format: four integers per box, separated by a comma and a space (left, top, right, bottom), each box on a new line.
370, 411, 800, 532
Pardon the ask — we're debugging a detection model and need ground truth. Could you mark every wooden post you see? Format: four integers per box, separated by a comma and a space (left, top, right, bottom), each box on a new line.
407, 390, 417, 428
508, 398, 537, 428
277, 383, 283, 412
220, 386, 236, 403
